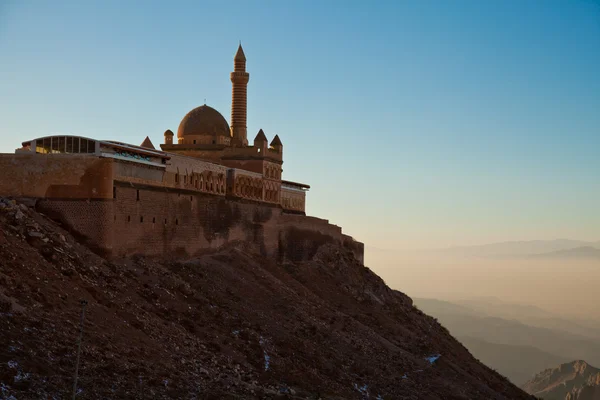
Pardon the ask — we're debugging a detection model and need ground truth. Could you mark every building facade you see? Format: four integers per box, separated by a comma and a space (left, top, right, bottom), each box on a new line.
0, 45, 363, 262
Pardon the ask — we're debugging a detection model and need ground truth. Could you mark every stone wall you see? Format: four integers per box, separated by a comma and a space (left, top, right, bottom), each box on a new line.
0, 154, 363, 263
108, 185, 291, 259
36, 199, 114, 257
32, 183, 363, 263
281, 186, 306, 212
0, 154, 113, 200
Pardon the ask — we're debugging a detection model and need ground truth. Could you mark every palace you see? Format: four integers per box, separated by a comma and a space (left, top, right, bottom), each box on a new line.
0, 45, 363, 262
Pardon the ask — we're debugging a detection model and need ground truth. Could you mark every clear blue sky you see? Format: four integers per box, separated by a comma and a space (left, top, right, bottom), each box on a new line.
1, 0, 599, 249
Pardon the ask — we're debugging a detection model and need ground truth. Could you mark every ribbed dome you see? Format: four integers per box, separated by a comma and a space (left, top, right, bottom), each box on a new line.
177, 105, 231, 139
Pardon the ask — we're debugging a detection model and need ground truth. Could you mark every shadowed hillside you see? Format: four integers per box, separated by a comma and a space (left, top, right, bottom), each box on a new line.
0, 198, 535, 399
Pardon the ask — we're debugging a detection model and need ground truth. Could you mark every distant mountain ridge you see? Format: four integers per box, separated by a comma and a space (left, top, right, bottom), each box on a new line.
460, 336, 570, 385
434, 239, 600, 259
523, 360, 600, 400
527, 246, 600, 260
415, 297, 600, 340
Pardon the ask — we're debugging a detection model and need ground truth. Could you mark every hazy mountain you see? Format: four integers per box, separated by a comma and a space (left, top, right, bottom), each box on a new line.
523, 360, 600, 400
414, 297, 600, 386
460, 336, 569, 385
416, 297, 600, 340
452, 298, 600, 339
527, 246, 600, 260
414, 297, 481, 317
427, 312, 600, 366
453, 297, 557, 320
435, 239, 599, 259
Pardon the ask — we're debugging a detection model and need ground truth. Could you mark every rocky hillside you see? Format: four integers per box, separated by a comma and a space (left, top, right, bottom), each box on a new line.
523, 360, 600, 400
0, 198, 534, 399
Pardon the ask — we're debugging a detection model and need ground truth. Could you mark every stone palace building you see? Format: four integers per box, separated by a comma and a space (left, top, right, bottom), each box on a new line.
0, 45, 363, 262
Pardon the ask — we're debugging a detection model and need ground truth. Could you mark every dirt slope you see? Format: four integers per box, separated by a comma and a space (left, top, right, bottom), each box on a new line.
0, 198, 534, 399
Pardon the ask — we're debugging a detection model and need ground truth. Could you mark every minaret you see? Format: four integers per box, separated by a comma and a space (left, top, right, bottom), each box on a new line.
230, 44, 250, 146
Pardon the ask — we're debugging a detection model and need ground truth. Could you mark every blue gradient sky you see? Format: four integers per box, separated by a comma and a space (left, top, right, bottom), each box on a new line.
1, 0, 599, 249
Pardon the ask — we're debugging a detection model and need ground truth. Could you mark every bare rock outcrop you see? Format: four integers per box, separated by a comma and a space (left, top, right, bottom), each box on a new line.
523, 360, 600, 400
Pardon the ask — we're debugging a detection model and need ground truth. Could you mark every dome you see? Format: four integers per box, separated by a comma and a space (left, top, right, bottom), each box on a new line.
177, 105, 231, 139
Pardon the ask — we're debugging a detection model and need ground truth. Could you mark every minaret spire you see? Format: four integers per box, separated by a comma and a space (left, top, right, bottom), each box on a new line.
231, 43, 249, 146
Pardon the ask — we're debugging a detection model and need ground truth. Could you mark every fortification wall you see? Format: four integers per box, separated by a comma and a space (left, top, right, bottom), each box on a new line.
107, 184, 282, 257
104, 185, 362, 262
0, 154, 113, 199
0, 154, 362, 262
342, 234, 365, 264
31, 187, 363, 262
36, 199, 114, 256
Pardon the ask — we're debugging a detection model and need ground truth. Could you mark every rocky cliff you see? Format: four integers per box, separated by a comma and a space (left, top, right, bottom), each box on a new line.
0, 198, 534, 399
523, 360, 600, 400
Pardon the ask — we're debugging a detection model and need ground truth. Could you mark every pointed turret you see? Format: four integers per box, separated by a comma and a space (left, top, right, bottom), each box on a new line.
140, 136, 156, 149
270, 134, 283, 154
254, 129, 268, 153
254, 129, 267, 143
